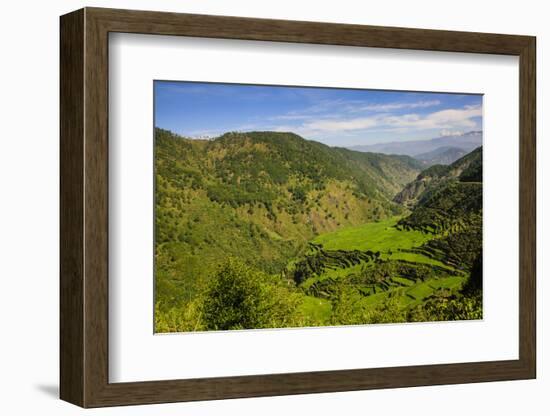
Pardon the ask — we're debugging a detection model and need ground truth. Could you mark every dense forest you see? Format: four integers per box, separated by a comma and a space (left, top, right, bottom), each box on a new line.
154, 128, 482, 332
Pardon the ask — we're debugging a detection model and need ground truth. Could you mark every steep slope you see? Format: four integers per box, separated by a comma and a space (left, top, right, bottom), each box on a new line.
398, 181, 482, 234
396, 147, 483, 272
155, 128, 422, 309
394, 146, 482, 208
396, 180, 482, 272
350, 131, 482, 156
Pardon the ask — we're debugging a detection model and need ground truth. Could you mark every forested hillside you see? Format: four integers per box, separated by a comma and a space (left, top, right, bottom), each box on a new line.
155, 129, 420, 312
155, 129, 482, 332
393, 147, 482, 208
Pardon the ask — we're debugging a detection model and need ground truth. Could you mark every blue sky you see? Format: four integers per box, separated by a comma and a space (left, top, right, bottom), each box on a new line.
154, 81, 482, 147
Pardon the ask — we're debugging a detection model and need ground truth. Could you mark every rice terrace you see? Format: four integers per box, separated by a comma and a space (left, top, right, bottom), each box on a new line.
154, 81, 483, 332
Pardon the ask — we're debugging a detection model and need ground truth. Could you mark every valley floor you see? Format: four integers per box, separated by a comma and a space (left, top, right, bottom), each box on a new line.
292, 217, 468, 326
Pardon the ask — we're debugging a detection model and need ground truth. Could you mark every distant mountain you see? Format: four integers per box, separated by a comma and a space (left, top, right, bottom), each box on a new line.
415, 146, 468, 166
349, 131, 482, 157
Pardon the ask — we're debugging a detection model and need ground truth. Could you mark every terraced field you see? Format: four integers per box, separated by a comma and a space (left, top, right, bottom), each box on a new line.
313, 217, 447, 266
288, 217, 467, 324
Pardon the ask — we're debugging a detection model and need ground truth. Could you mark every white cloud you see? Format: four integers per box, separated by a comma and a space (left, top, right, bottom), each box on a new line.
304, 117, 379, 132
354, 99, 441, 112
210, 102, 481, 145
297, 104, 481, 135
439, 129, 464, 137
421, 105, 482, 128
271, 114, 315, 121
271, 98, 441, 123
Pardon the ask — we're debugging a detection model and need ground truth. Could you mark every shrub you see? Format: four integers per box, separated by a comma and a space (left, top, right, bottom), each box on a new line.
201, 258, 302, 330
407, 293, 482, 322
154, 301, 203, 333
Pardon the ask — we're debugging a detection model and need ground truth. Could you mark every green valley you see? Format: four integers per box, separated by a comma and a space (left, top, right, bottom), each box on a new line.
154, 128, 483, 332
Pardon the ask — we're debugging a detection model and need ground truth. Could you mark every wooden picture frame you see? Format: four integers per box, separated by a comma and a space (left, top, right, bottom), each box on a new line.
60, 7, 536, 408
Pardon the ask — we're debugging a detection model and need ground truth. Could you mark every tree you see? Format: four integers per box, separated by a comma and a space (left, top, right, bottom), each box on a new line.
201, 258, 302, 330
462, 251, 482, 295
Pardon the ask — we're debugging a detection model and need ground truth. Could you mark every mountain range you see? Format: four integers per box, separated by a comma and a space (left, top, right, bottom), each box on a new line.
414, 146, 468, 166
348, 131, 482, 159
155, 128, 483, 331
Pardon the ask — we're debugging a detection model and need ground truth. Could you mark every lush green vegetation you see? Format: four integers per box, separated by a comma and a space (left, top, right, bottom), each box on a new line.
154, 129, 483, 331
154, 129, 419, 312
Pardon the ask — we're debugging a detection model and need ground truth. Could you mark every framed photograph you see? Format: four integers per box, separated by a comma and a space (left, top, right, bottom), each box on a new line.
60, 7, 536, 408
